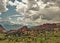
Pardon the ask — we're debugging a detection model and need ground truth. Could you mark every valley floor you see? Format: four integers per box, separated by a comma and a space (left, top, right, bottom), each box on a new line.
0, 34, 60, 43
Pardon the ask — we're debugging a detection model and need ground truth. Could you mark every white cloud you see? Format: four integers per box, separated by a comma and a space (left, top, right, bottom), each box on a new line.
22, 0, 28, 4
12, 15, 21, 16
9, 1, 15, 6
0, 0, 9, 12
0, 12, 1, 15
3, 0, 60, 26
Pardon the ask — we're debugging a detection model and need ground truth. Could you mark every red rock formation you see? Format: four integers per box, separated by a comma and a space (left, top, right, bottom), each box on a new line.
6, 23, 60, 35
18, 26, 28, 32
8, 30, 17, 34
56, 24, 60, 28
37, 23, 60, 31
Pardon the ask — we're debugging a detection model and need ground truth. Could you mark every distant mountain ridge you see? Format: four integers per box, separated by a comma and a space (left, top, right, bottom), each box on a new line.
0, 23, 60, 34
0, 25, 6, 33
6, 23, 60, 35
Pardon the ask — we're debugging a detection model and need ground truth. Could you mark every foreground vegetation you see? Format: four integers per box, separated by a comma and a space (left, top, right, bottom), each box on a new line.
0, 28, 60, 43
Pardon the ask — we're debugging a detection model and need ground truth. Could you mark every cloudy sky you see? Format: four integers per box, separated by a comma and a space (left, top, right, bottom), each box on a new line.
0, 0, 60, 30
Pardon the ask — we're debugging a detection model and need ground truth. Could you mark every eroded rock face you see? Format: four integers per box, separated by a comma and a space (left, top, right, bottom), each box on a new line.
37, 23, 60, 31
18, 26, 28, 32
